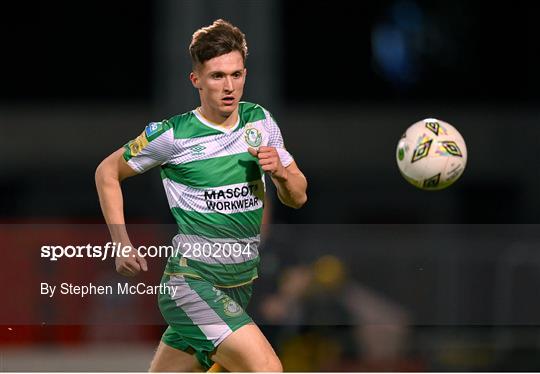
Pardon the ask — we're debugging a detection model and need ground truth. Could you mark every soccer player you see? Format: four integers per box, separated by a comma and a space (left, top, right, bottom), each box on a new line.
95, 19, 307, 372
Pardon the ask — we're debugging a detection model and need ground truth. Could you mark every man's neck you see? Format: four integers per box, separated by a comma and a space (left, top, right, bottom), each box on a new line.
197, 106, 238, 129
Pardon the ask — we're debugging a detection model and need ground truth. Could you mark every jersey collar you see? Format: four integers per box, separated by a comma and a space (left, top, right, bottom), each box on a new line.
192, 107, 240, 134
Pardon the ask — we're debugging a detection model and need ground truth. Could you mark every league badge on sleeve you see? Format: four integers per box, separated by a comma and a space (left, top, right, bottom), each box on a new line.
145, 122, 163, 138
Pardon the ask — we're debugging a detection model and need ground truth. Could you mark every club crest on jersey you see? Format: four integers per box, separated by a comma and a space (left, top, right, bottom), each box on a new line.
244, 124, 262, 147
145, 122, 163, 137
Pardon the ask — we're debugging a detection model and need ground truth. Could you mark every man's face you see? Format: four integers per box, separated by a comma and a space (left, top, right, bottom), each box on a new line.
190, 50, 246, 120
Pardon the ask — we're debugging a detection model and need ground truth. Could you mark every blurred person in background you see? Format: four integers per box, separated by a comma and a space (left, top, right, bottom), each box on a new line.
95, 19, 307, 372
260, 255, 417, 371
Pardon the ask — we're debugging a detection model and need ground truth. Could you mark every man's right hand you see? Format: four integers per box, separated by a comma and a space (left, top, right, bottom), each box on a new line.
115, 244, 148, 277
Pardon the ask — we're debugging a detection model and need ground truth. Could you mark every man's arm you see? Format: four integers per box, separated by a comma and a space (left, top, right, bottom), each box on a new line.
95, 148, 148, 276
248, 146, 307, 209
272, 160, 308, 209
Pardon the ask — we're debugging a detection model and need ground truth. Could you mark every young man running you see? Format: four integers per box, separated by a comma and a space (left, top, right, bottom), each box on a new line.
95, 19, 307, 372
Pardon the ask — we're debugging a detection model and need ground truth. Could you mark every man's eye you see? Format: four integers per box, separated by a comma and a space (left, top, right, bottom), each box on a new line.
212, 74, 223, 79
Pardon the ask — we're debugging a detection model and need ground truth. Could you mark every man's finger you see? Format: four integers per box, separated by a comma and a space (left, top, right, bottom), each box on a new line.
125, 260, 141, 273
247, 147, 258, 157
256, 151, 274, 159
137, 255, 148, 272
261, 165, 276, 173
258, 158, 274, 166
256, 147, 276, 154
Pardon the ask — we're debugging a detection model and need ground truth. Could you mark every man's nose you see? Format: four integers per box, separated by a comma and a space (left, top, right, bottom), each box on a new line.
224, 76, 234, 92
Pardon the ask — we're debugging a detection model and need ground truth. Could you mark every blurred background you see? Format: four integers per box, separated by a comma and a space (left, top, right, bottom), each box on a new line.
2, 0, 540, 371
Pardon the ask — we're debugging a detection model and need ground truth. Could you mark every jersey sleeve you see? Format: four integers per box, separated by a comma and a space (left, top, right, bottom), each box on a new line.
122, 120, 174, 173
262, 109, 294, 167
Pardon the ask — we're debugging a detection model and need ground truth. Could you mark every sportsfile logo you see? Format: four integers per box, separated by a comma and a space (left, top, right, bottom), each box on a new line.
40, 241, 253, 262
41, 242, 149, 262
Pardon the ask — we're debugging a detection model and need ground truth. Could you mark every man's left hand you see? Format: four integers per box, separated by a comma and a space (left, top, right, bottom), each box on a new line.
248, 146, 288, 181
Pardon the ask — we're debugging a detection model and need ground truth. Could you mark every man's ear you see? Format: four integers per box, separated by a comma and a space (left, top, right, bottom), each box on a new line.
190, 72, 200, 89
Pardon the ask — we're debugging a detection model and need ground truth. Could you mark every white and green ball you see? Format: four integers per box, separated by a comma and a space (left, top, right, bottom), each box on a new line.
396, 118, 467, 190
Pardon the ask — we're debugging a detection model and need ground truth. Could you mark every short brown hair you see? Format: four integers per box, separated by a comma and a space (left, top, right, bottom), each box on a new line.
189, 19, 248, 69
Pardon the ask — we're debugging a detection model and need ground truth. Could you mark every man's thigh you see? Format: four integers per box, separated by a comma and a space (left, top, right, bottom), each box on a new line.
159, 275, 254, 370
149, 341, 204, 372
210, 323, 283, 372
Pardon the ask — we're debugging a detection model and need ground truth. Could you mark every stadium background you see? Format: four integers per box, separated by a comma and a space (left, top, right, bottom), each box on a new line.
2, 0, 540, 371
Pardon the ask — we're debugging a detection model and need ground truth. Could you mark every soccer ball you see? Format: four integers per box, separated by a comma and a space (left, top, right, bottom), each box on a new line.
396, 118, 467, 190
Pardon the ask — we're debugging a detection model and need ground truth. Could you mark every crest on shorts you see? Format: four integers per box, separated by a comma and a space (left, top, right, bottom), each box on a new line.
223, 299, 243, 317
244, 124, 262, 147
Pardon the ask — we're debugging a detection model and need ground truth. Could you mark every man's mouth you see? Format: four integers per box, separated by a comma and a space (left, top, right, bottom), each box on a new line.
222, 96, 235, 105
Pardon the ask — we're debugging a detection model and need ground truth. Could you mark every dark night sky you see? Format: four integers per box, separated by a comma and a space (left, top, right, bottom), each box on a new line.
1, 1, 153, 100
282, 1, 540, 102
2, 1, 539, 102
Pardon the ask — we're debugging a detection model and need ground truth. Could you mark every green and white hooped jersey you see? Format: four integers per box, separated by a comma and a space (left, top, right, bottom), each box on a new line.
123, 102, 293, 287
